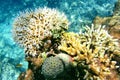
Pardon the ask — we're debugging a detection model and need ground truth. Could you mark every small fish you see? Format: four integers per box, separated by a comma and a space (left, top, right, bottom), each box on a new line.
16, 64, 22, 68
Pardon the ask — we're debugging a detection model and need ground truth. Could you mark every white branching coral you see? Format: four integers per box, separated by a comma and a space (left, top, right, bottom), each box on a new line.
12, 7, 69, 56
58, 24, 120, 79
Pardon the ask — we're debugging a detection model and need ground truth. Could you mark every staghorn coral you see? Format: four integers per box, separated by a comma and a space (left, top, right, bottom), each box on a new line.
93, 15, 120, 71
12, 7, 69, 57
58, 24, 120, 79
58, 32, 81, 56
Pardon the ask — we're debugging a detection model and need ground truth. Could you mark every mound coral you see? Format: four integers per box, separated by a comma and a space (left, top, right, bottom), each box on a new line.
41, 53, 73, 79
58, 24, 120, 79
12, 7, 69, 57
41, 56, 64, 79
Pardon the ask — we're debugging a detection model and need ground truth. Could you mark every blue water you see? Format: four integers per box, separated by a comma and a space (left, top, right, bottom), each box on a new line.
0, 0, 117, 80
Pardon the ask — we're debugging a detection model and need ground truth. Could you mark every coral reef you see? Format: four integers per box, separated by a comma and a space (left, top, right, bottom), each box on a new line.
1, 0, 119, 80
13, 7, 120, 80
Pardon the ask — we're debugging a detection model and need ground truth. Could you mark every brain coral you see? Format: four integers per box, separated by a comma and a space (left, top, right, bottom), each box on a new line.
12, 7, 69, 56
41, 56, 64, 79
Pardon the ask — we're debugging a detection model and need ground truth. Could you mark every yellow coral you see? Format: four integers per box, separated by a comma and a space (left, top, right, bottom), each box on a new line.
58, 24, 120, 79
58, 32, 81, 56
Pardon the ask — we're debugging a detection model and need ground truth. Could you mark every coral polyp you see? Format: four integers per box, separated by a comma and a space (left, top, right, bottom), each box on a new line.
12, 7, 69, 56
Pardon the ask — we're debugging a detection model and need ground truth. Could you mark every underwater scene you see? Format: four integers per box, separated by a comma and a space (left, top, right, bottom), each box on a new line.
0, 0, 120, 80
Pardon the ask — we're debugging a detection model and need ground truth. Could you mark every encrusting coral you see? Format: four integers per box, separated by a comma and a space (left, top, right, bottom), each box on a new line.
12, 7, 69, 57
58, 24, 120, 79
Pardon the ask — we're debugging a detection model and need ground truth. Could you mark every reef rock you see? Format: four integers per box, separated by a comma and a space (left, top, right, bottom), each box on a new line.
93, 16, 120, 40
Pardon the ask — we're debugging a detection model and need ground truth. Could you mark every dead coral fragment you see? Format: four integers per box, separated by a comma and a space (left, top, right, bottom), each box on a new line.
58, 24, 120, 79
12, 7, 69, 56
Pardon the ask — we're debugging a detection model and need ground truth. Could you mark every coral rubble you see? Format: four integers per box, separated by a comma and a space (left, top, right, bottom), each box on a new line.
13, 7, 120, 80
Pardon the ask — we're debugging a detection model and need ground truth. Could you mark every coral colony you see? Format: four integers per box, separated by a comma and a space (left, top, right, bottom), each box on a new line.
13, 7, 120, 80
